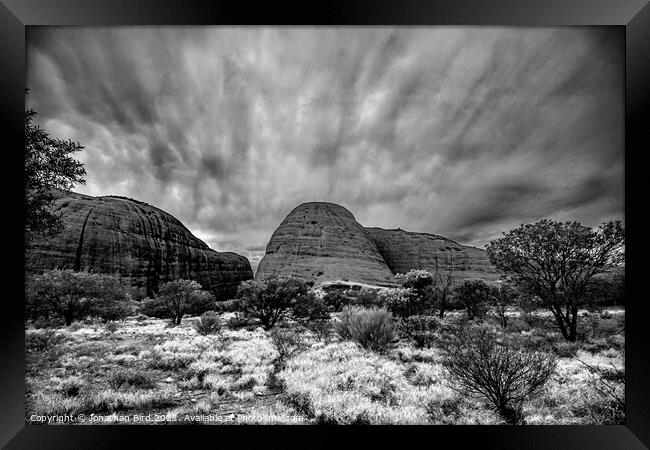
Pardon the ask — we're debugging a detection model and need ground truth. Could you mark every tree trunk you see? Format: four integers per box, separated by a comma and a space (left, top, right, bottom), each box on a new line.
568, 306, 578, 342
65, 316, 73, 326
551, 308, 570, 340
439, 299, 445, 318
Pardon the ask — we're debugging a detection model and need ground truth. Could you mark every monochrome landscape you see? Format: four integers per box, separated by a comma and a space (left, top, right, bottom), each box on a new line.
25, 27, 624, 425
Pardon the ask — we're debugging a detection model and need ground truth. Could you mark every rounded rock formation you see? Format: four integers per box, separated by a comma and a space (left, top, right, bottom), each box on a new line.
255, 202, 396, 286
25, 191, 253, 299
365, 227, 501, 282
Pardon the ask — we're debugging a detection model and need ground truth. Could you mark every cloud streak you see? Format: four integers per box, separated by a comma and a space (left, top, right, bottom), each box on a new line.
26, 27, 624, 271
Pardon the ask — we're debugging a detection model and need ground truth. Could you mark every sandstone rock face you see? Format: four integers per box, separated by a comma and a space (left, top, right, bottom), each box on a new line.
255, 202, 396, 286
256, 201, 501, 286
26, 191, 253, 298
365, 227, 501, 282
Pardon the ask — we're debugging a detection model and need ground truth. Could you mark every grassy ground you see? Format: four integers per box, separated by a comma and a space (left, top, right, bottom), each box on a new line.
25, 307, 624, 425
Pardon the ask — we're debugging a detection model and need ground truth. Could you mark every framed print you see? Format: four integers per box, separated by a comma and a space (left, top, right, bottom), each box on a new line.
1, 0, 648, 448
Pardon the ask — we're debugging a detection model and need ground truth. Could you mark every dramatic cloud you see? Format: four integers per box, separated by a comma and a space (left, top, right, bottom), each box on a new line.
26, 27, 624, 271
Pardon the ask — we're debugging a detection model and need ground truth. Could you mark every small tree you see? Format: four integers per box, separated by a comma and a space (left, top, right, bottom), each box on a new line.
453, 280, 495, 321
491, 283, 518, 329
393, 269, 436, 316
90, 274, 133, 323
399, 315, 439, 348
440, 325, 557, 424
144, 279, 215, 325
25, 95, 86, 246
291, 292, 329, 325
237, 277, 311, 330
486, 220, 624, 341
27, 270, 117, 326
270, 327, 308, 371
433, 254, 456, 318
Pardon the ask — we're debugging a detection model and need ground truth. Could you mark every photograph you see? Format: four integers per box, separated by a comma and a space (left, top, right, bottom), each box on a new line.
24, 26, 625, 426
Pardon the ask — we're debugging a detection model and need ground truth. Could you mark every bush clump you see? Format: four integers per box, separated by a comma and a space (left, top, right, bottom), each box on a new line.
335, 306, 396, 353
108, 370, 156, 390
193, 311, 222, 335
270, 327, 308, 370
398, 315, 439, 348
440, 325, 557, 424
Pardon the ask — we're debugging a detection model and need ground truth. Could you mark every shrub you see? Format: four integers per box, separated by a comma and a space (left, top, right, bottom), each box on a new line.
105, 321, 119, 333
58, 376, 85, 397
378, 288, 430, 318
322, 290, 350, 312
398, 315, 439, 348
490, 284, 518, 328
227, 313, 253, 329
140, 279, 215, 325
439, 325, 557, 424
270, 327, 309, 370
194, 311, 222, 335
237, 277, 312, 330
393, 270, 437, 316
426, 397, 462, 424
335, 306, 396, 353
453, 280, 495, 321
291, 293, 329, 325
26, 270, 130, 326
25, 329, 66, 353
108, 370, 156, 390
348, 288, 384, 308
553, 341, 580, 358
307, 319, 333, 342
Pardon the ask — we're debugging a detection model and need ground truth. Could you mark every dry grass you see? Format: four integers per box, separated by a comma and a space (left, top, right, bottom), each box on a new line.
25, 307, 624, 425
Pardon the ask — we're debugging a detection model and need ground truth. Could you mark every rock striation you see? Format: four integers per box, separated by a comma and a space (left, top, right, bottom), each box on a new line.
25, 191, 253, 298
256, 202, 501, 286
365, 227, 501, 282
255, 202, 397, 286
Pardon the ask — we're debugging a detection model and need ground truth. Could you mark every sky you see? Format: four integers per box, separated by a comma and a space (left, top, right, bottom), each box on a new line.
26, 27, 624, 272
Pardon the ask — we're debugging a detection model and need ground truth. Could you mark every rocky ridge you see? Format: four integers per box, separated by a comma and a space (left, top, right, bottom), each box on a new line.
26, 191, 253, 298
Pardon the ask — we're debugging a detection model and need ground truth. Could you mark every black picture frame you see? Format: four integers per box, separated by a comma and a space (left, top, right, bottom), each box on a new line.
1, 0, 648, 448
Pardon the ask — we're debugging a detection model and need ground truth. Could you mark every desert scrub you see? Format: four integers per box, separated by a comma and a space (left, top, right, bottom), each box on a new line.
440, 325, 557, 424
398, 315, 439, 348
108, 370, 156, 389
335, 306, 397, 353
278, 342, 429, 424
270, 327, 309, 370
193, 311, 222, 335
25, 329, 67, 375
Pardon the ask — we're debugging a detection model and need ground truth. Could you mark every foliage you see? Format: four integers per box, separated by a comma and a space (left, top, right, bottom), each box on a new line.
237, 277, 312, 330
24, 96, 86, 246
90, 275, 134, 323
322, 290, 351, 312
439, 325, 557, 424
348, 288, 384, 308
491, 283, 518, 328
486, 219, 624, 341
291, 293, 329, 325
105, 321, 119, 333
453, 280, 496, 321
394, 269, 435, 291
335, 306, 397, 353
108, 370, 156, 390
26, 270, 130, 326
270, 327, 309, 370
140, 279, 215, 325
393, 270, 437, 316
307, 319, 333, 342
193, 311, 222, 335
398, 315, 440, 348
